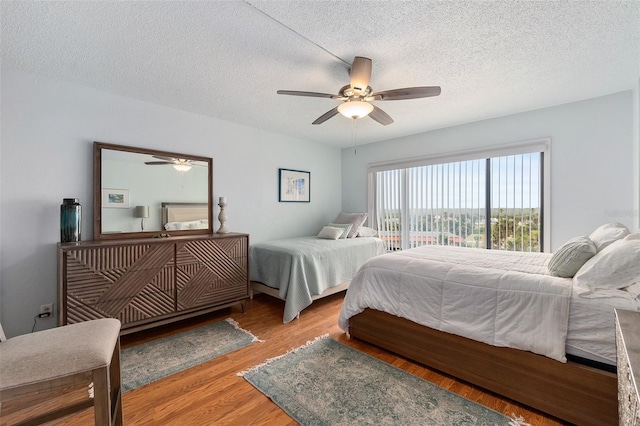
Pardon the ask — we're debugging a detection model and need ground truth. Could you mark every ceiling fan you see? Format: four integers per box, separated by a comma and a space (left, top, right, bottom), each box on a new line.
277, 56, 441, 126
145, 155, 202, 172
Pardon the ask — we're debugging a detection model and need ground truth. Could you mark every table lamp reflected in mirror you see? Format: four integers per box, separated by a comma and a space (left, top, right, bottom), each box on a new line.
134, 205, 149, 231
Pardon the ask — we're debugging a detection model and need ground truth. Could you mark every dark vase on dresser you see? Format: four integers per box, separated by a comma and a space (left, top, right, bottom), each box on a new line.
60, 198, 82, 242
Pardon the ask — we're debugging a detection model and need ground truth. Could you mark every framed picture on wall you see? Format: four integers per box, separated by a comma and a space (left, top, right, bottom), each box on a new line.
279, 168, 310, 203
102, 188, 130, 208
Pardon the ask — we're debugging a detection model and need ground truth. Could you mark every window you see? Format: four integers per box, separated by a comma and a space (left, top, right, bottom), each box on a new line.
369, 140, 549, 252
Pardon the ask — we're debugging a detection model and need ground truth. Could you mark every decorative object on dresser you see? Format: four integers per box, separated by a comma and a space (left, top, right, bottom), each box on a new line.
58, 233, 250, 334
60, 198, 82, 242
94, 141, 213, 239
278, 168, 310, 202
615, 309, 640, 425
217, 196, 229, 234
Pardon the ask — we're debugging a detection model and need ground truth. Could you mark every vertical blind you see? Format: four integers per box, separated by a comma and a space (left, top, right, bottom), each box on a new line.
374, 152, 542, 252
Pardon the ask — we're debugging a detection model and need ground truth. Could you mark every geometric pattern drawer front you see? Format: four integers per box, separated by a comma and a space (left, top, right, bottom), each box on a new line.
67, 289, 174, 325
176, 236, 248, 311
64, 243, 175, 324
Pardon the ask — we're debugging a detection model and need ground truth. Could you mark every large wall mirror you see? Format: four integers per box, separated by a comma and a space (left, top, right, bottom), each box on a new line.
93, 142, 213, 240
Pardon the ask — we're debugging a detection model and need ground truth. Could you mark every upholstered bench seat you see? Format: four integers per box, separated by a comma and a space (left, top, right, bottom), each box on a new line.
0, 318, 123, 425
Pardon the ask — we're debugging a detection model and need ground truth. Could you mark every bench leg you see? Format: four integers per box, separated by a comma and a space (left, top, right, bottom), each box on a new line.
92, 367, 112, 426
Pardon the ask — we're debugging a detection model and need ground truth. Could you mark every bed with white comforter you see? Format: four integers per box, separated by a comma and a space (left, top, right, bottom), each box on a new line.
339, 245, 575, 361
339, 236, 640, 365
339, 223, 639, 425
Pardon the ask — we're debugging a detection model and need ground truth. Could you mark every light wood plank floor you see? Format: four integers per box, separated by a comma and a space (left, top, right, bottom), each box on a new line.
2, 293, 567, 425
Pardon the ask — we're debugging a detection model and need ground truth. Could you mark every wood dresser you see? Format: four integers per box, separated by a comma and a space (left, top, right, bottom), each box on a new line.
58, 233, 249, 334
615, 309, 640, 425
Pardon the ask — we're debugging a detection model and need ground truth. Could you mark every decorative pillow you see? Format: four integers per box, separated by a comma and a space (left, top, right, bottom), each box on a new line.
317, 226, 344, 240
573, 238, 640, 292
547, 236, 597, 278
333, 212, 368, 238
357, 226, 378, 237
589, 222, 630, 251
327, 223, 352, 239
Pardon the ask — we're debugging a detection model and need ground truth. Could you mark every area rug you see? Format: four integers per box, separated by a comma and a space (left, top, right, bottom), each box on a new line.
121, 318, 261, 392
239, 336, 524, 425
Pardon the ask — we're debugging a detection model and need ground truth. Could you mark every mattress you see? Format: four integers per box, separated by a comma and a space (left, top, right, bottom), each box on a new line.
339, 245, 639, 364
566, 285, 640, 365
250, 236, 386, 323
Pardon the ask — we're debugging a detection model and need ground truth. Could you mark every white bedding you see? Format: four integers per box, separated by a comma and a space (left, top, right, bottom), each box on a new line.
566, 285, 640, 365
339, 245, 573, 362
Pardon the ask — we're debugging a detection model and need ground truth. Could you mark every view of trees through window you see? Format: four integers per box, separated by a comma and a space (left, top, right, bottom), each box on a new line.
374, 152, 542, 252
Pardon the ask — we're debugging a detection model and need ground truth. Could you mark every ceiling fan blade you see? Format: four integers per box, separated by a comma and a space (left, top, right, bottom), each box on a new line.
370, 86, 441, 101
312, 107, 339, 125
369, 105, 394, 126
145, 161, 172, 165
277, 90, 339, 99
350, 56, 372, 93
152, 155, 178, 162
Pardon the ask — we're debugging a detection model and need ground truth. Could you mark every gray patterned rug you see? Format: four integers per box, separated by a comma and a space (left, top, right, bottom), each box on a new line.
121, 318, 261, 392
239, 336, 523, 425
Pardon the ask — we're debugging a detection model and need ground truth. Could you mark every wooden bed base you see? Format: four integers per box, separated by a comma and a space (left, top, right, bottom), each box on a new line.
350, 308, 617, 426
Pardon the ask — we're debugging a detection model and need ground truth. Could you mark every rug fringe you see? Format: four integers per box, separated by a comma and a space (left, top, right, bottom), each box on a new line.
237, 334, 329, 377
225, 318, 264, 343
508, 415, 530, 426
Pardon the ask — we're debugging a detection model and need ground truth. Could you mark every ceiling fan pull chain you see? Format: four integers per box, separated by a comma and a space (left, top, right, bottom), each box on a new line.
351, 118, 357, 155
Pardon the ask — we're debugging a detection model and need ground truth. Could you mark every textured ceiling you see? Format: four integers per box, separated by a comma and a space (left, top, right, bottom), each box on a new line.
2, 1, 639, 148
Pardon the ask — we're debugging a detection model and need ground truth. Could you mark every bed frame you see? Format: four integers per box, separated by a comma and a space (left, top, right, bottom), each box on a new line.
349, 308, 617, 426
162, 202, 209, 226
251, 281, 349, 302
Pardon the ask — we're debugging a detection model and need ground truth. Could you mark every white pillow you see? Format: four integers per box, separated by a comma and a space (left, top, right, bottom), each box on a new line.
573, 238, 640, 292
624, 232, 640, 241
589, 222, 630, 251
327, 223, 353, 239
317, 226, 344, 240
357, 226, 378, 237
164, 221, 183, 230
333, 212, 368, 238
547, 236, 597, 278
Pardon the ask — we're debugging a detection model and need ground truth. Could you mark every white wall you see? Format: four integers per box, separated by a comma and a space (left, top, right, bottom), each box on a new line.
634, 77, 640, 230
342, 91, 636, 250
0, 68, 342, 337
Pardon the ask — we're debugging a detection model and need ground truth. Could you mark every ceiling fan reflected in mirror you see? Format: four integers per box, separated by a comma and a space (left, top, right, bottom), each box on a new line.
277, 56, 441, 126
144, 155, 204, 172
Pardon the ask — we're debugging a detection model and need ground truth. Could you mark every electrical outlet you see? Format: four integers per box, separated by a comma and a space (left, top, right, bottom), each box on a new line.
40, 303, 53, 316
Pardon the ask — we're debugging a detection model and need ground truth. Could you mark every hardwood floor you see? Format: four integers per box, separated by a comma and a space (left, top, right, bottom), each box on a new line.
2, 293, 567, 425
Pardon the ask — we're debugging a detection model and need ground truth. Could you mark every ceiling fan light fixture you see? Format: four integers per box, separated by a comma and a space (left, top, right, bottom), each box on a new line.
173, 164, 192, 172
337, 100, 374, 119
